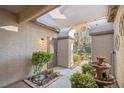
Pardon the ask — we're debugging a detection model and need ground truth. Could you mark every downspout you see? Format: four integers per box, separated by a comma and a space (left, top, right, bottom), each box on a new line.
110, 50, 116, 78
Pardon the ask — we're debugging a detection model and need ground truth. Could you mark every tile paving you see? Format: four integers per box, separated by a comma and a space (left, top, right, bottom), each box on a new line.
47, 61, 88, 88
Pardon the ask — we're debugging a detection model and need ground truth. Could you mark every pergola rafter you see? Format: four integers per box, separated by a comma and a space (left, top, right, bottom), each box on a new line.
107, 5, 119, 22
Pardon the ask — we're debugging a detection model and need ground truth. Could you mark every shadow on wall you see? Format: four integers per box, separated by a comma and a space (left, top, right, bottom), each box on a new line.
0, 25, 32, 87
0, 57, 32, 87
0, 12, 19, 33
0, 9, 19, 32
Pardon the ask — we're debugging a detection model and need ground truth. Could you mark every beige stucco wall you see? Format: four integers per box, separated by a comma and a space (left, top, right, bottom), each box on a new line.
114, 6, 124, 87
0, 8, 57, 87
91, 34, 114, 64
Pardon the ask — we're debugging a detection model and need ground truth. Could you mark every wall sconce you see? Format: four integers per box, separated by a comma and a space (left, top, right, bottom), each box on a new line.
37, 37, 47, 48
40, 38, 45, 43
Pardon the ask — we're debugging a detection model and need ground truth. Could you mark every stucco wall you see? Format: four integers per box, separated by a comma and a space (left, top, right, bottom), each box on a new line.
114, 6, 124, 87
91, 34, 114, 64
0, 8, 57, 87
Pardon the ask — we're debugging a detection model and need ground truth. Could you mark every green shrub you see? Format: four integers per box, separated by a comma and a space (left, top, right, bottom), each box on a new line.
82, 64, 93, 74
70, 72, 98, 88
73, 53, 80, 63
47, 69, 54, 75
79, 54, 84, 60
32, 51, 52, 75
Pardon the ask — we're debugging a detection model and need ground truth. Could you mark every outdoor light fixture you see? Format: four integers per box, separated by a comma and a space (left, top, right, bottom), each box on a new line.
40, 38, 45, 43
37, 37, 46, 47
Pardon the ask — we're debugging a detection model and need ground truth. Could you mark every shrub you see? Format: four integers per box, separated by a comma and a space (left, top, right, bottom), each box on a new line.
79, 53, 84, 60
70, 72, 98, 88
32, 51, 52, 75
82, 64, 93, 74
47, 69, 54, 75
73, 53, 80, 63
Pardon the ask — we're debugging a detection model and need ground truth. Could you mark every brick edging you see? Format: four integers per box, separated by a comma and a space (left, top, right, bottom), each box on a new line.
24, 75, 61, 88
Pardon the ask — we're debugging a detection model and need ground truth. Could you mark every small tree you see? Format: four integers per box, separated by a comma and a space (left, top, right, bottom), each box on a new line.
32, 51, 52, 76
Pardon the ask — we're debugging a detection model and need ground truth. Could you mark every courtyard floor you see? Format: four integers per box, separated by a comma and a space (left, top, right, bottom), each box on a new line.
47, 60, 88, 88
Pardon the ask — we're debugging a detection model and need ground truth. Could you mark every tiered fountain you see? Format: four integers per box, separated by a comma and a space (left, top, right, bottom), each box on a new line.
89, 57, 116, 88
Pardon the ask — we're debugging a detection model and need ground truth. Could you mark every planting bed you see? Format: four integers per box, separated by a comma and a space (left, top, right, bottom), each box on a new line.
24, 70, 61, 88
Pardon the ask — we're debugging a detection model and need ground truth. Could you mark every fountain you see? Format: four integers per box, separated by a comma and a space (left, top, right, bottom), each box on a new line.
89, 57, 116, 88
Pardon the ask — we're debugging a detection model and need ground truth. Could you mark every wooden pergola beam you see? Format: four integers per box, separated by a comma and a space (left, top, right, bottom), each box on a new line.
18, 5, 59, 24
107, 5, 119, 22
34, 21, 60, 33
